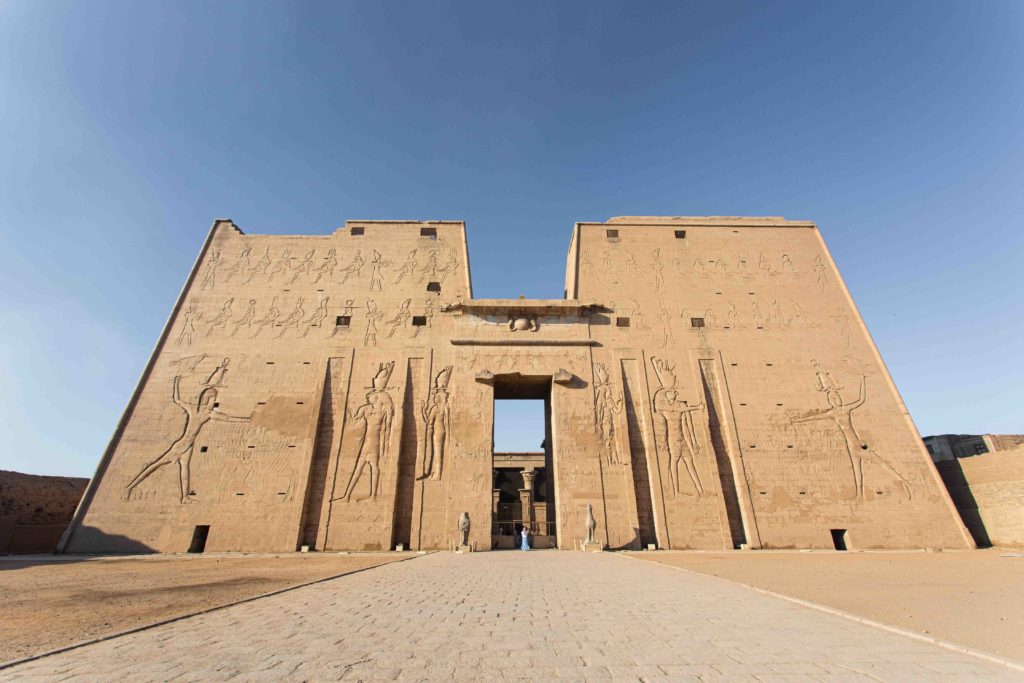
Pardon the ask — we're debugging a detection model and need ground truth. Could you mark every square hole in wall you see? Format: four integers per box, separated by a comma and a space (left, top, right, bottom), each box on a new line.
427, 282, 441, 293
200, 446, 208, 453
350, 227, 364, 236
336, 315, 351, 326
412, 316, 427, 326
420, 227, 437, 239
674, 230, 686, 239
615, 317, 630, 327
213, 402, 220, 408
690, 317, 705, 328
606, 229, 619, 239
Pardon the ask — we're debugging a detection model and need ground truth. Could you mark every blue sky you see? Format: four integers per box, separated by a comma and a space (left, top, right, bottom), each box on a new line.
1, 1, 1022, 477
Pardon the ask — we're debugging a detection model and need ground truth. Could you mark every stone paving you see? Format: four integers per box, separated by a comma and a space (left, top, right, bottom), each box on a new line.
2, 551, 1019, 682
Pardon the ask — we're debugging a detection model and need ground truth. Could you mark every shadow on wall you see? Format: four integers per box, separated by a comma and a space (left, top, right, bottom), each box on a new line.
934, 459, 992, 548
59, 526, 159, 556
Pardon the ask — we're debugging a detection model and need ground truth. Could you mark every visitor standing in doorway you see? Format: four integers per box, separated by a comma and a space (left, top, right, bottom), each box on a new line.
520, 525, 530, 551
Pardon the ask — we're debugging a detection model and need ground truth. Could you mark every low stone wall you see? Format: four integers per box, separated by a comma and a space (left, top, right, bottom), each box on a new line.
936, 446, 1024, 547
0, 470, 89, 553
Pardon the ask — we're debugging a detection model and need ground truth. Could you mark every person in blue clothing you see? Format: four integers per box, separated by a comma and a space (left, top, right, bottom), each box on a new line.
520, 524, 530, 551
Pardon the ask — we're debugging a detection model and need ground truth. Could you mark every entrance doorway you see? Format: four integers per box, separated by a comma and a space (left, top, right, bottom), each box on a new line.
491, 375, 555, 549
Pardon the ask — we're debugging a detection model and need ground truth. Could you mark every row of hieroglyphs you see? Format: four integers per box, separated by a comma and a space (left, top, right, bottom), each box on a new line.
582, 249, 830, 292
596, 356, 914, 502
176, 296, 436, 346
200, 245, 460, 292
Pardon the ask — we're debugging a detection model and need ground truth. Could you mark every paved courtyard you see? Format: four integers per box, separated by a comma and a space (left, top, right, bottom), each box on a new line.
2, 551, 1019, 681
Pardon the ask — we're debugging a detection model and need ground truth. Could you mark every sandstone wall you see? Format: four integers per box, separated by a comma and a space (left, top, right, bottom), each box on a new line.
936, 446, 1024, 547
60, 216, 972, 554
0, 470, 88, 553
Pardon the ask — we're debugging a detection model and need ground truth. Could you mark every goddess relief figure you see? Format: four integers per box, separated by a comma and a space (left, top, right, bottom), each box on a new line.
593, 363, 624, 465
420, 366, 453, 481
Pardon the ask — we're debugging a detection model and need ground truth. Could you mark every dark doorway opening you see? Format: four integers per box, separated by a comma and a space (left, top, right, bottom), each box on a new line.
830, 528, 848, 551
188, 525, 210, 553
492, 375, 555, 549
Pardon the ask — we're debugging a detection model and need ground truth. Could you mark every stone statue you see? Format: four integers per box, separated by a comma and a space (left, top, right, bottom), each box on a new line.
458, 511, 471, 546
585, 504, 596, 544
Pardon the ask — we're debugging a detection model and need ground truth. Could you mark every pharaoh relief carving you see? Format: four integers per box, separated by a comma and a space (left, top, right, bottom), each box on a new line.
338, 362, 396, 501
592, 363, 624, 465
176, 299, 201, 346
418, 250, 439, 282
658, 302, 674, 347
650, 357, 706, 498
200, 251, 221, 290
438, 249, 459, 283
411, 298, 434, 339
651, 248, 665, 292
369, 250, 390, 292
813, 256, 829, 292
364, 299, 383, 347
625, 251, 640, 273
601, 251, 619, 284
420, 365, 453, 481
791, 360, 912, 500
340, 250, 365, 284
124, 358, 250, 503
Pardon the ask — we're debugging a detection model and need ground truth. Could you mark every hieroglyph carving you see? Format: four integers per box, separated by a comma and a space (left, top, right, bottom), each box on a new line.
791, 362, 911, 500
251, 297, 280, 338
650, 357, 706, 497
230, 299, 257, 337
176, 299, 201, 346
593, 363, 624, 465
224, 246, 251, 283
200, 251, 221, 290
243, 247, 271, 284
288, 249, 316, 284
205, 299, 234, 337
386, 299, 412, 338
369, 250, 390, 292
364, 299, 382, 347
338, 362, 396, 501
124, 359, 250, 503
276, 298, 306, 338
339, 250, 364, 284
393, 249, 417, 284
420, 366, 453, 481
313, 248, 337, 284
301, 297, 330, 337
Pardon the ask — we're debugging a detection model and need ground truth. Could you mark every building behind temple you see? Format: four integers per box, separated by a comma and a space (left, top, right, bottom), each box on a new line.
60, 216, 975, 554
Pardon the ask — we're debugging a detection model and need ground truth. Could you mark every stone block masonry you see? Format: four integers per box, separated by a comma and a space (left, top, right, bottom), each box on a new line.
59, 216, 973, 553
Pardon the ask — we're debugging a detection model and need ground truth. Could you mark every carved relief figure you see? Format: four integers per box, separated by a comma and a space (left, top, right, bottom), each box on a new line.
758, 252, 778, 279
438, 249, 459, 283
393, 249, 417, 284
368, 250, 390, 292
769, 299, 787, 328
751, 300, 764, 329
651, 248, 665, 292
593, 363, 624, 465
230, 299, 257, 337
312, 248, 337, 284
412, 297, 433, 339
205, 299, 234, 337
385, 299, 412, 338
508, 315, 538, 332
224, 246, 251, 283
418, 250, 439, 282
693, 257, 708, 278
339, 362, 396, 501
601, 251, 618, 284
712, 257, 730, 279
791, 302, 809, 327
582, 252, 600, 283
266, 249, 292, 283
659, 301, 674, 347
625, 251, 640, 273
420, 365, 453, 481
364, 299, 383, 347
251, 297, 280, 338
650, 357, 706, 497
301, 297, 330, 337
176, 299, 201, 346
200, 251, 221, 290
287, 248, 316, 284
672, 257, 687, 279
737, 256, 754, 280
791, 367, 911, 500
813, 255, 829, 291
124, 368, 250, 503
243, 247, 271, 284
276, 298, 306, 338
339, 250, 365, 284
726, 302, 739, 331
782, 253, 796, 274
